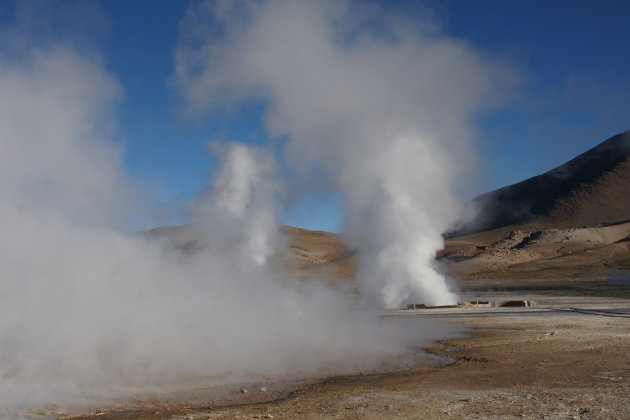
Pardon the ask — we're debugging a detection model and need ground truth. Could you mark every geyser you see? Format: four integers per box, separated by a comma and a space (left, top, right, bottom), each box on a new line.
0, 0, 513, 417
0, 26, 438, 420
175, 0, 512, 308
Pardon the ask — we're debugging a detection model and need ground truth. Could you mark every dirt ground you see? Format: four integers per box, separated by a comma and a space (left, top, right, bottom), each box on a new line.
62, 286, 630, 420
440, 221, 630, 282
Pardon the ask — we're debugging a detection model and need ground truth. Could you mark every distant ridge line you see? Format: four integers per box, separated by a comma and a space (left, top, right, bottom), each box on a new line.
451, 129, 630, 237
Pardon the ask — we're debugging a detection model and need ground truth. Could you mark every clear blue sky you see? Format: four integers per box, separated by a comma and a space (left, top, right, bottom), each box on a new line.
2, 0, 629, 232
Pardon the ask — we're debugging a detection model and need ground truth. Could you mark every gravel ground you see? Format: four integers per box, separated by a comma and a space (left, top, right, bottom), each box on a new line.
61, 288, 630, 420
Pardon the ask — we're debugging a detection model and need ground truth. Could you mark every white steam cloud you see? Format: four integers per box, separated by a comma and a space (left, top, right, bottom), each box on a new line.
175, 0, 511, 308
0, 0, 509, 416
190, 143, 282, 265
0, 34, 435, 418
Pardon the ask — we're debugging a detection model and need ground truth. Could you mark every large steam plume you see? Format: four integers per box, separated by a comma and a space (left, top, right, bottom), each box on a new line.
0, 0, 510, 416
0, 8, 449, 418
175, 0, 511, 308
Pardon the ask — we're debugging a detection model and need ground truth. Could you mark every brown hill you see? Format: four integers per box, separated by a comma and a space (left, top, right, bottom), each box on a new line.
442, 130, 630, 283
137, 224, 357, 281
142, 130, 630, 286
452, 130, 630, 236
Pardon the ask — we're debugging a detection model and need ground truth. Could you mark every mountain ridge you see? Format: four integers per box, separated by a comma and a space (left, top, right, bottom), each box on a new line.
451, 130, 630, 236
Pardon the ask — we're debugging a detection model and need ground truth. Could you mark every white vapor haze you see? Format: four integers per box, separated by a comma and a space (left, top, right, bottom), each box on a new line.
0, 0, 511, 416
189, 143, 282, 265
0, 22, 441, 418
175, 0, 512, 308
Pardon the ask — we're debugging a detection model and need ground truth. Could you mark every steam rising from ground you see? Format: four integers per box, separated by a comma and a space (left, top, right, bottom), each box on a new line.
175, 0, 510, 308
0, 44, 438, 417
0, 0, 507, 416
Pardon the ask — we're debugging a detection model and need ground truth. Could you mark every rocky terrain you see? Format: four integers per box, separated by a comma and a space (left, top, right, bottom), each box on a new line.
440, 220, 630, 282
438, 130, 630, 284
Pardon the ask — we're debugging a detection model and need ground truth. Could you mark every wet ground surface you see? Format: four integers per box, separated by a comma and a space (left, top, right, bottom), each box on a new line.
22, 283, 630, 419
19, 337, 453, 419
387, 289, 630, 319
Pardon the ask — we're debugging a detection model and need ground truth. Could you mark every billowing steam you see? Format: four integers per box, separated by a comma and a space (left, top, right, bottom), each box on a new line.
190, 143, 282, 265
175, 0, 510, 308
0, 42, 435, 418
0, 0, 509, 416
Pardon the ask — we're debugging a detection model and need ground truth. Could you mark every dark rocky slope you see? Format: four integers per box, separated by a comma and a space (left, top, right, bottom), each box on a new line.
454, 130, 630, 236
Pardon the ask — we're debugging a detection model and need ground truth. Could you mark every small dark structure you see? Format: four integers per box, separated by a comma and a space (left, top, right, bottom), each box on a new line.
497, 300, 538, 307
406, 303, 459, 309
405, 300, 538, 310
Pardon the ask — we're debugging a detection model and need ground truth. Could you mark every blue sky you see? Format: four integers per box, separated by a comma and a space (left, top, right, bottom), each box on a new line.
3, 0, 630, 232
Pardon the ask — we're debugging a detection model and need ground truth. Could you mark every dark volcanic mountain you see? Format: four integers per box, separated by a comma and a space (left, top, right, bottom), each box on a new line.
454, 130, 630, 236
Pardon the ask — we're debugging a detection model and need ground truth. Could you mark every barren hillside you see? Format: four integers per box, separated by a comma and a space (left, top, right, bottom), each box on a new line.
453, 130, 630, 236
442, 130, 630, 282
